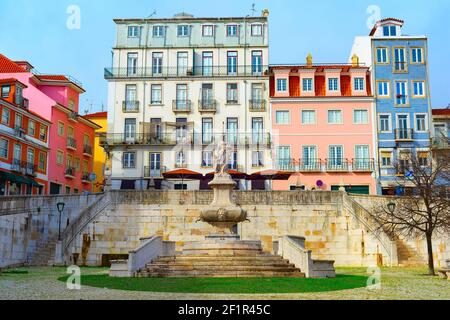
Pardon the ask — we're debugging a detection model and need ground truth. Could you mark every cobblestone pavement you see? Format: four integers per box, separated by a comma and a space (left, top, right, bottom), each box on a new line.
0, 267, 449, 300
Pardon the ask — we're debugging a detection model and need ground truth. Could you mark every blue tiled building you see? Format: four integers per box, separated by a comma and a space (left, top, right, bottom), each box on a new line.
351, 18, 433, 195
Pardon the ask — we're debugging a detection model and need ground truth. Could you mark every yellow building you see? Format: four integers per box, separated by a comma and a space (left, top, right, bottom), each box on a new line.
85, 112, 107, 193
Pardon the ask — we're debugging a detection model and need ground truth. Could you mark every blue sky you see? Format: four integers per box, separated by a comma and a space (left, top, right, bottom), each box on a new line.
1, 0, 449, 113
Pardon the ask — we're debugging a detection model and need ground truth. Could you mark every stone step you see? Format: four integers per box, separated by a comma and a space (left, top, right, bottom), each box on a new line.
148, 260, 293, 267
145, 265, 298, 272
138, 270, 306, 278
156, 255, 284, 262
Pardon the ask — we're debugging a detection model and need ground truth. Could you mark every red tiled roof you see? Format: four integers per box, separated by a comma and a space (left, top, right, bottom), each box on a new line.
0, 54, 28, 73
0, 78, 28, 88
35, 75, 69, 82
85, 111, 107, 118
432, 109, 450, 116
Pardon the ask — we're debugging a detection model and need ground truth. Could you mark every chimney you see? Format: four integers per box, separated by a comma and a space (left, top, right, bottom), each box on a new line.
351, 54, 359, 67
306, 53, 313, 67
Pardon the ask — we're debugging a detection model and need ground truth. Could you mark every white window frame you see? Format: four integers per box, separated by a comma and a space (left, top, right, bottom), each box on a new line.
127, 26, 140, 38
301, 110, 316, 125
378, 113, 392, 133
353, 109, 369, 125
276, 78, 287, 92
0, 138, 8, 159
150, 84, 162, 105
177, 25, 189, 37
226, 24, 238, 37
412, 81, 426, 98
328, 77, 339, 91
251, 24, 263, 36
153, 25, 165, 37
202, 25, 214, 37
302, 78, 313, 92
354, 77, 365, 91
377, 81, 390, 98
380, 149, 393, 168
275, 110, 290, 125
376, 47, 389, 64
327, 110, 343, 124
123, 152, 136, 169
414, 113, 428, 132
411, 47, 424, 64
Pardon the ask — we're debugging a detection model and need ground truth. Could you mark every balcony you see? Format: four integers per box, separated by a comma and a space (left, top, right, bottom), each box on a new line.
68, 111, 78, 122
249, 99, 266, 112
101, 133, 192, 146
11, 159, 22, 172
18, 98, 29, 109
395, 163, 411, 176
393, 61, 408, 73
104, 65, 269, 79
326, 159, 349, 172
67, 137, 77, 150
175, 162, 188, 169
172, 100, 192, 113
83, 144, 93, 157
352, 158, 375, 172
14, 126, 26, 139
144, 166, 167, 179
275, 159, 295, 171
65, 167, 75, 178
298, 159, 322, 172
122, 100, 140, 113
395, 129, 414, 142
198, 99, 217, 113
82, 172, 91, 183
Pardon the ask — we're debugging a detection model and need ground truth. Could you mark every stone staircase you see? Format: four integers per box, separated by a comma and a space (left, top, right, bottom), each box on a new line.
28, 236, 59, 266
136, 239, 305, 278
396, 239, 427, 266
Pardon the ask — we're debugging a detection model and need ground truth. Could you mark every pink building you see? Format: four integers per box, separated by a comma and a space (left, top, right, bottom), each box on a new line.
270, 58, 377, 194
0, 54, 101, 195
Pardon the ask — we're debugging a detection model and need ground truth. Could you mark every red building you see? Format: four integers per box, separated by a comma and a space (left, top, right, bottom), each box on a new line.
0, 78, 51, 195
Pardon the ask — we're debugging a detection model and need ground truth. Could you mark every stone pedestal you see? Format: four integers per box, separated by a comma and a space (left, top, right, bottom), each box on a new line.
200, 173, 247, 235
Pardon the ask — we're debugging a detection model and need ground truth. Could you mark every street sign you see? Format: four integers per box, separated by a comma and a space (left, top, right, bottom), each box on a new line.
89, 173, 97, 181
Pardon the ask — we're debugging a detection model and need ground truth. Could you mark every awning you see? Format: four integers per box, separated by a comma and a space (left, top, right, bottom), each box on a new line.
0, 170, 41, 187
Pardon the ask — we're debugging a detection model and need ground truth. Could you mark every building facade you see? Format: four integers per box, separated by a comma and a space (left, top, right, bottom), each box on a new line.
0, 78, 51, 195
104, 11, 272, 190
85, 111, 108, 193
431, 108, 449, 158
350, 18, 433, 195
0, 54, 100, 195
269, 57, 377, 194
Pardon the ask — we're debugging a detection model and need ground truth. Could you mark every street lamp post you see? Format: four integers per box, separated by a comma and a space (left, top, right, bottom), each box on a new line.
56, 202, 65, 241
387, 202, 396, 214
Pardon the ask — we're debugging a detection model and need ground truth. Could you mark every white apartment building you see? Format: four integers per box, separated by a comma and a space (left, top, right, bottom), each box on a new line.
105, 11, 272, 190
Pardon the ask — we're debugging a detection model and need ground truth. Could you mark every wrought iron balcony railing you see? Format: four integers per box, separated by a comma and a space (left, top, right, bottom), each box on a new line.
144, 166, 167, 178
395, 129, 414, 141
65, 167, 75, 178
104, 65, 269, 79
122, 100, 140, 112
352, 158, 375, 172
326, 159, 349, 172
298, 159, 322, 172
67, 137, 77, 150
82, 172, 91, 182
68, 111, 78, 122
249, 99, 266, 112
83, 144, 93, 156
198, 99, 217, 113
172, 100, 192, 113
275, 158, 295, 171
100, 133, 193, 146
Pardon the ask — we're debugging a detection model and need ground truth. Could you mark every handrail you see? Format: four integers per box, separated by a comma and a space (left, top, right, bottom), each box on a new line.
128, 236, 163, 275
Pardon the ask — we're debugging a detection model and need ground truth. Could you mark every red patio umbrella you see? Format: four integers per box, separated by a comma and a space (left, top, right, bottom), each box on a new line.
204, 169, 248, 180
246, 169, 294, 181
163, 169, 203, 188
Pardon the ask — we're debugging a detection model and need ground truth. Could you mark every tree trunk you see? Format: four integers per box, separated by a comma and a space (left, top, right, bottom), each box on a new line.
425, 233, 435, 276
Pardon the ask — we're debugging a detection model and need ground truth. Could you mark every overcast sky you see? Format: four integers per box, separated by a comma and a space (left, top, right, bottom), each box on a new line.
1, 0, 449, 113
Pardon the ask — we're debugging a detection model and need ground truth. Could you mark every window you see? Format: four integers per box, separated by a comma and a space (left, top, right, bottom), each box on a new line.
177, 25, 189, 37
379, 115, 391, 132
275, 111, 289, 124
355, 145, 370, 161
1, 108, 10, 125
228, 151, 238, 170
411, 48, 424, 63
276, 146, 291, 169
176, 150, 186, 167
302, 78, 313, 92
413, 81, 425, 97
302, 146, 317, 166
39, 126, 47, 141
202, 25, 214, 37
39, 152, 47, 171
57, 122, 64, 136
376, 47, 388, 64
127, 53, 138, 76
1, 85, 10, 98
252, 151, 264, 167
226, 83, 238, 104
301, 110, 316, 124
56, 150, 64, 165
15, 113, 23, 129
251, 83, 263, 108
123, 152, 135, 168
83, 159, 88, 174
418, 151, 429, 167
27, 120, 35, 136
153, 25, 164, 37
251, 117, 263, 144
15, 86, 23, 105
383, 25, 397, 36
0, 138, 8, 158
354, 78, 365, 91
395, 81, 408, 105
251, 24, 263, 36
394, 47, 407, 71
377, 81, 390, 97
68, 99, 75, 110
202, 151, 213, 167
353, 110, 369, 124
175, 84, 188, 110
202, 52, 213, 76
128, 26, 140, 37
227, 25, 237, 37
329, 145, 343, 166
152, 52, 163, 75
202, 118, 213, 144
380, 151, 392, 167
226, 118, 239, 145
151, 84, 162, 104
74, 157, 80, 172
415, 114, 427, 131
124, 118, 136, 139
227, 51, 238, 75
328, 78, 339, 91
276, 79, 287, 92
328, 110, 343, 124
251, 51, 263, 74
177, 51, 188, 76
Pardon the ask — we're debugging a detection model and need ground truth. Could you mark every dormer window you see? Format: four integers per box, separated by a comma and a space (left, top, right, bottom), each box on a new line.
1, 85, 10, 98
251, 24, 263, 36
383, 25, 397, 36
276, 79, 287, 92
227, 25, 238, 37
15, 86, 23, 105
202, 25, 214, 37
128, 26, 140, 38
328, 78, 339, 91
354, 78, 365, 91
177, 25, 189, 37
153, 26, 165, 37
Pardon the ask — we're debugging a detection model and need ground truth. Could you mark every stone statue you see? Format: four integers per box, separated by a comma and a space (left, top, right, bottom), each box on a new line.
213, 139, 229, 175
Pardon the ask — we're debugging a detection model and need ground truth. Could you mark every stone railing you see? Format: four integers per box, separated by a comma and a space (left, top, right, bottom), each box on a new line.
279, 236, 313, 278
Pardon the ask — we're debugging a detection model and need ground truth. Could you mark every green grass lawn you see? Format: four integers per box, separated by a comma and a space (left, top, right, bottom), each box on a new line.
58, 273, 369, 294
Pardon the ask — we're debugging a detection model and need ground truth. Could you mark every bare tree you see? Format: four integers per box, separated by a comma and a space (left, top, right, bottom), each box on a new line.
372, 152, 450, 275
